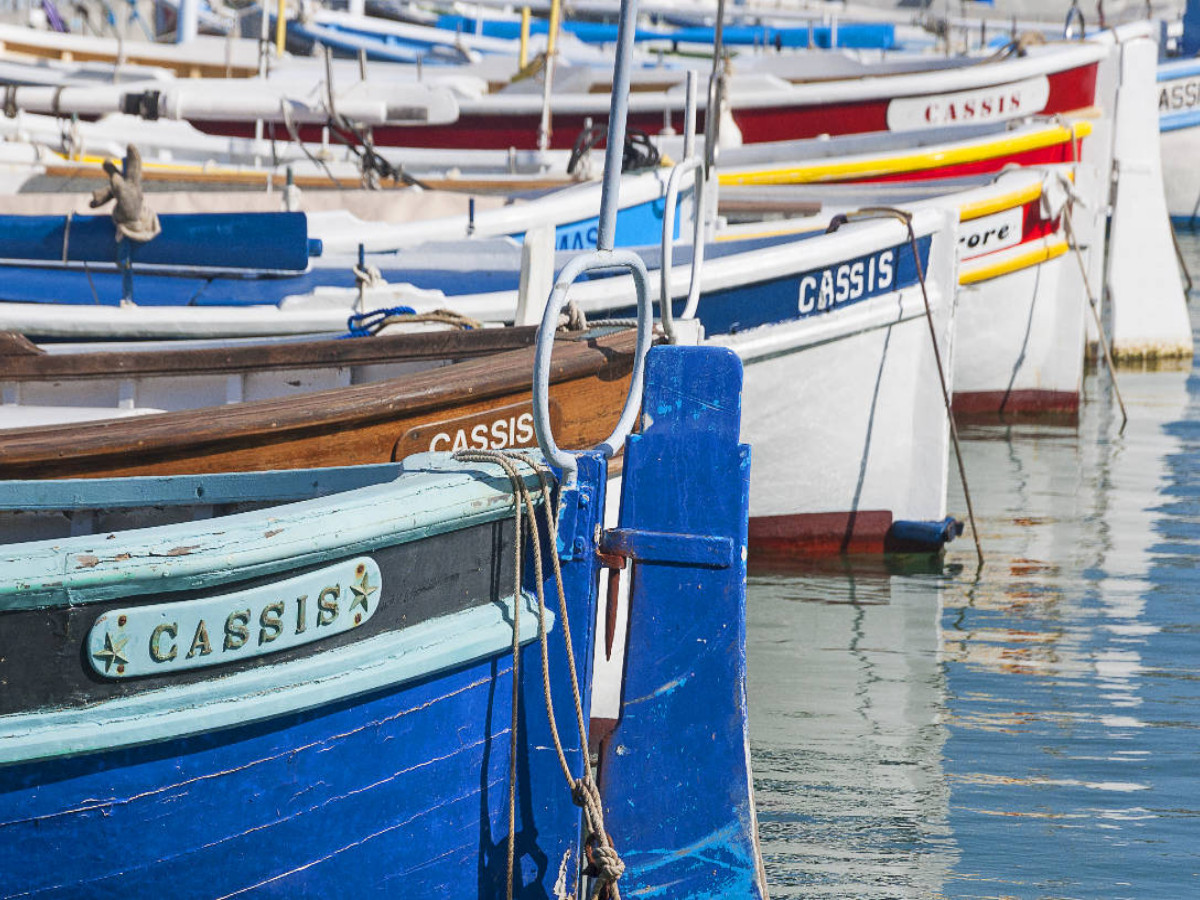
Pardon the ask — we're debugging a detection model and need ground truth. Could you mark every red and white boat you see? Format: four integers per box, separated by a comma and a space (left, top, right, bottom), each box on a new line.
4, 38, 1107, 152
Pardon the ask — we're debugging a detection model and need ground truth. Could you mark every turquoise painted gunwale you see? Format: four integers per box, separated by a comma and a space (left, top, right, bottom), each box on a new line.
0, 453, 548, 611
0, 593, 551, 764
0, 463, 403, 510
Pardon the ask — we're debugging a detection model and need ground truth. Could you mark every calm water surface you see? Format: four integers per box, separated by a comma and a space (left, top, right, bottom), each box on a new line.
748, 234, 1200, 898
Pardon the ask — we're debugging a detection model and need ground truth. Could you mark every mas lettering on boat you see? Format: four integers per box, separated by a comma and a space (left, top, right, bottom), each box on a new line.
87, 557, 381, 679
958, 206, 1024, 260
886, 76, 1050, 130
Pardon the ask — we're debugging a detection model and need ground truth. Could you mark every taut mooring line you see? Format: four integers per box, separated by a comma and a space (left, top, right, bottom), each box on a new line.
828, 206, 984, 569
1062, 205, 1128, 433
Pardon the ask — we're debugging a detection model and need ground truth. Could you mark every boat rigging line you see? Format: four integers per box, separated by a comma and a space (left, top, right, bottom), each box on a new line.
827, 206, 985, 570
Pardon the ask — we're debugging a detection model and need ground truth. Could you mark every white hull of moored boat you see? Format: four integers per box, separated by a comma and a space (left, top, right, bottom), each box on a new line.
1161, 123, 1200, 224
707, 208, 959, 557
953, 247, 1083, 418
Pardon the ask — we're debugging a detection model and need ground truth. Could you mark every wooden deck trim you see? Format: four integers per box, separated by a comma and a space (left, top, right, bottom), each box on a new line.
0, 327, 541, 380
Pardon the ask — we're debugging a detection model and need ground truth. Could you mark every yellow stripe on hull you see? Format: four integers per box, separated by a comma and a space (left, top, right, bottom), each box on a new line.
959, 236, 1069, 285
719, 120, 1092, 187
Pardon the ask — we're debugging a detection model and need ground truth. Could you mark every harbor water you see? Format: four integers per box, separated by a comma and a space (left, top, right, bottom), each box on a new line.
748, 233, 1200, 898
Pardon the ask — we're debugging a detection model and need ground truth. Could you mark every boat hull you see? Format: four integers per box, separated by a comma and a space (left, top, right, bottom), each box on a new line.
735, 307, 953, 557
190, 59, 1101, 151
953, 250, 1083, 420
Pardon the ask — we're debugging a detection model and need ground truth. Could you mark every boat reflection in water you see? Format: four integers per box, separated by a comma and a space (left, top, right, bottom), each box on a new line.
747, 556, 956, 898
747, 337, 1198, 896
938, 356, 1193, 898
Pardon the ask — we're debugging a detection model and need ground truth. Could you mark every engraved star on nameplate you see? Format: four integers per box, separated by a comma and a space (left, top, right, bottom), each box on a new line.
348, 567, 378, 619
92, 631, 129, 674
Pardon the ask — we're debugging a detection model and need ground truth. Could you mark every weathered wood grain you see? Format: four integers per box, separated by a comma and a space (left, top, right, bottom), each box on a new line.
0, 327, 539, 379
0, 330, 640, 479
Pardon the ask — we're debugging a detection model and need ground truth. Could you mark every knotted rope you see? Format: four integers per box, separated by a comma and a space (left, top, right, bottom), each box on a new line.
88, 144, 161, 243
344, 306, 482, 337
453, 449, 624, 900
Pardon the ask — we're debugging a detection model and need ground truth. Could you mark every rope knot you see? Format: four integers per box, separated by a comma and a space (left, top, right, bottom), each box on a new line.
557, 299, 588, 332
591, 844, 625, 884
571, 777, 593, 808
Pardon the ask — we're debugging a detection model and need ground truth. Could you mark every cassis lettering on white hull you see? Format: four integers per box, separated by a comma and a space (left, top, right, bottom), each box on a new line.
797, 250, 895, 314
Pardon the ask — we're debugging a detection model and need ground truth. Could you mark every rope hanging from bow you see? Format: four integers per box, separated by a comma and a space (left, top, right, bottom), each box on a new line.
452, 450, 625, 900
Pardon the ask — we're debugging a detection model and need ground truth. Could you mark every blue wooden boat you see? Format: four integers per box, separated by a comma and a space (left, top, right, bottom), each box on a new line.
0, 170, 688, 333
0, 340, 763, 898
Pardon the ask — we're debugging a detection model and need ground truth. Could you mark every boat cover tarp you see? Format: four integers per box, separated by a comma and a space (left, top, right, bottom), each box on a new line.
0, 212, 312, 273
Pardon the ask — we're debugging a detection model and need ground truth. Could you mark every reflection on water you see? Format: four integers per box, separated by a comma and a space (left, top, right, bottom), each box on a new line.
749, 567, 956, 898
749, 235, 1200, 897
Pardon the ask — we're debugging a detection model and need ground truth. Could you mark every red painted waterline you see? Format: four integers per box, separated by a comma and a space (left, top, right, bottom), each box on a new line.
953, 389, 1080, 420
192, 62, 1099, 151
748, 510, 894, 558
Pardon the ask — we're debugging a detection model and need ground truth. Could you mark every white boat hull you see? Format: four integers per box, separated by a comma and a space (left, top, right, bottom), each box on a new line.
953, 248, 1085, 418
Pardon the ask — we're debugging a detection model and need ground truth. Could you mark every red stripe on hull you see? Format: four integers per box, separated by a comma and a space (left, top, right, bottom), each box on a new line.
190, 63, 1098, 151
749, 510, 894, 558
856, 141, 1083, 184
952, 389, 1080, 421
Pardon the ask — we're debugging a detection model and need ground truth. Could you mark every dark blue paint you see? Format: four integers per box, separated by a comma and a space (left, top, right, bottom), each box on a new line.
0, 212, 311, 273
611, 237, 930, 336
885, 516, 963, 553
600, 527, 735, 568
599, 346, 765, 897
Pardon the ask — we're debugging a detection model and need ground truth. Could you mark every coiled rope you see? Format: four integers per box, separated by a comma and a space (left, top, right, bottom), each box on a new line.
344, 306, 482, 337
452, 449, 624, 900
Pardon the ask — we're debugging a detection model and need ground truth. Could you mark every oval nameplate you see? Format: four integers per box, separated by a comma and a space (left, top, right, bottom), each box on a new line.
885, 75, 1050, 131
87, 557, 381, 679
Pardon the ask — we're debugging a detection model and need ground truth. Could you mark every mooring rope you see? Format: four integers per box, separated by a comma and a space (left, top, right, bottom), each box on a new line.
827, 206, 984, 569
1050, 116, 1128, 429
1170, 224, 1194, 296
453, 449, 625, 900
279, 99, 344, 192
1061, 205, 1129, 432
344, 307, 482, 337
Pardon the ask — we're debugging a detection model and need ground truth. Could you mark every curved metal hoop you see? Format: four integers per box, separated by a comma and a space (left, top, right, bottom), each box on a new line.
660, 156, 706, 341
1063, 3, 1085, 40
532, 248, 653, 482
